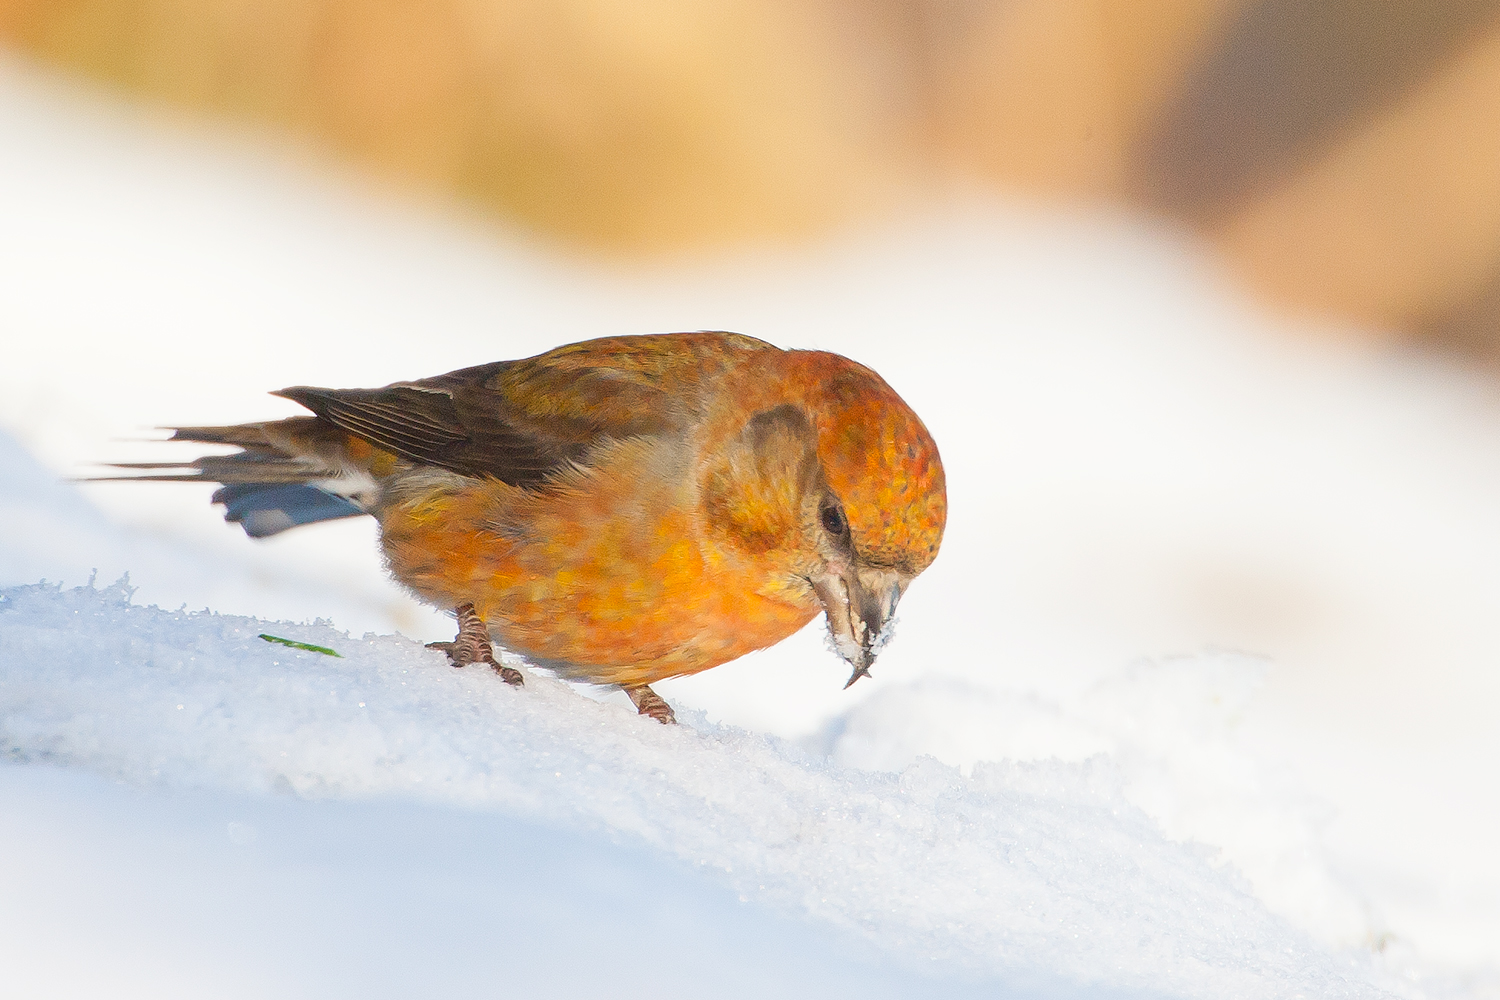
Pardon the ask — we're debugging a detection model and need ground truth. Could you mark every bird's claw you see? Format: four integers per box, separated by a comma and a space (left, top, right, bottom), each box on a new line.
625, 684, 677, 724
430, 605, 524, 687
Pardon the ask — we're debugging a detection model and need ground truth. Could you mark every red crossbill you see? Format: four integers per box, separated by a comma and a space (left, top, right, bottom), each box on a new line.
114, 332, 946, 722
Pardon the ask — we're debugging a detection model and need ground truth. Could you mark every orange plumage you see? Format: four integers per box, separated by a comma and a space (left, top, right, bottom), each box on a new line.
123, 332, 946, 721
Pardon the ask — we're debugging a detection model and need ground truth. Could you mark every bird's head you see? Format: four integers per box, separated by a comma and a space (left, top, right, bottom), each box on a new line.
700, 351, 946, 687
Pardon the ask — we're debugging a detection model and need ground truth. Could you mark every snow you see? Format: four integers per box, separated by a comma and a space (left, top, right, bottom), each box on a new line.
1, 759, 1013, 1000
1, 579, 1387, 998
0, 51, 1498, 998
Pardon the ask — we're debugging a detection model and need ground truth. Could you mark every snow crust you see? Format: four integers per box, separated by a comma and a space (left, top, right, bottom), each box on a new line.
2, 578, 1394, 999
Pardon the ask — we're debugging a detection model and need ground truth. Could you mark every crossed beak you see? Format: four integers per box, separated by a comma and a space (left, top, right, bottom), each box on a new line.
812, 566, 904, 689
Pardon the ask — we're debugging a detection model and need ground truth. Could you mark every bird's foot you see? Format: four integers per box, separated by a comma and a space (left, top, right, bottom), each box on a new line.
625, 684, 676, 724
427, 602, 524, 686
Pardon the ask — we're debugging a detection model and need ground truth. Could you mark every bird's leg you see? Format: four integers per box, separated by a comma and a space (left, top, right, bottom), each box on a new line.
426, 602, 524, 687
624, 684, 676, 724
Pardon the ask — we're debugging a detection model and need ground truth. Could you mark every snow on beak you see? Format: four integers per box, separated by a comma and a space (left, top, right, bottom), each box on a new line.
812, 566, 904, 689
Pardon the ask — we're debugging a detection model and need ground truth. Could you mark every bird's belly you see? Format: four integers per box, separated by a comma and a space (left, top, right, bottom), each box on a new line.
493, 567, 818, 686
379, 477, 818, 686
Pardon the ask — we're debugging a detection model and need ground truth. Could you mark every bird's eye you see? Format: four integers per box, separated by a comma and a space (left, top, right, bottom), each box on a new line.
820, 500, 848, 536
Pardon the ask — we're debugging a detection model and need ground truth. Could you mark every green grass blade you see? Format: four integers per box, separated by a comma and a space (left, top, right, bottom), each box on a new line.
258, 633, 342, 657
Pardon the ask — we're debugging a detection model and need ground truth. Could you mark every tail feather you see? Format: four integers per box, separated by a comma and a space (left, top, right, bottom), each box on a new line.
212, 483, 365, 538
168, 425, 279, 446
92, 417, 380, 537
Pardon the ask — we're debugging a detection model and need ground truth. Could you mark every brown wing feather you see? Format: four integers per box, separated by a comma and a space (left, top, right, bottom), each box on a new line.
272, 333, 769, 486
276, 379, 581, 486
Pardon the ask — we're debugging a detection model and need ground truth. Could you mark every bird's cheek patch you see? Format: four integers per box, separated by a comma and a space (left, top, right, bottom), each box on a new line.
700, 412, 819, 557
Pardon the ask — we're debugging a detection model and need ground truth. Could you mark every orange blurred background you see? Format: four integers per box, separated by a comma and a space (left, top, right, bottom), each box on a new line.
4, 0, 1500, 352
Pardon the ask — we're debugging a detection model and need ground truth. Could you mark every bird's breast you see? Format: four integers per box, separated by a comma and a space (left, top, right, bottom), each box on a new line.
378, 463, 818, 686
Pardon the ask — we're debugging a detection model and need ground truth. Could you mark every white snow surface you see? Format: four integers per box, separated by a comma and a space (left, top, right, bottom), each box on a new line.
1, 577, 1389, 999
1, 51, 1498, 999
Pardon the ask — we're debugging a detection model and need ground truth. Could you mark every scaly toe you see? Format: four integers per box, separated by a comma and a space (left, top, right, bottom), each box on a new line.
643, 704, 676, 724
637, 695, 676, 725
425, 640, 464, 668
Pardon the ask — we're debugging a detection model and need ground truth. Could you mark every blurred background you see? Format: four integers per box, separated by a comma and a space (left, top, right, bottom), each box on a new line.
2, 0, 1500, 991
5, 0, 1500, 347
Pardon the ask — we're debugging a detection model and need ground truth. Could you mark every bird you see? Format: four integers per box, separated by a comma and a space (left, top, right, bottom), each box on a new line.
108, 331, 947, 723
